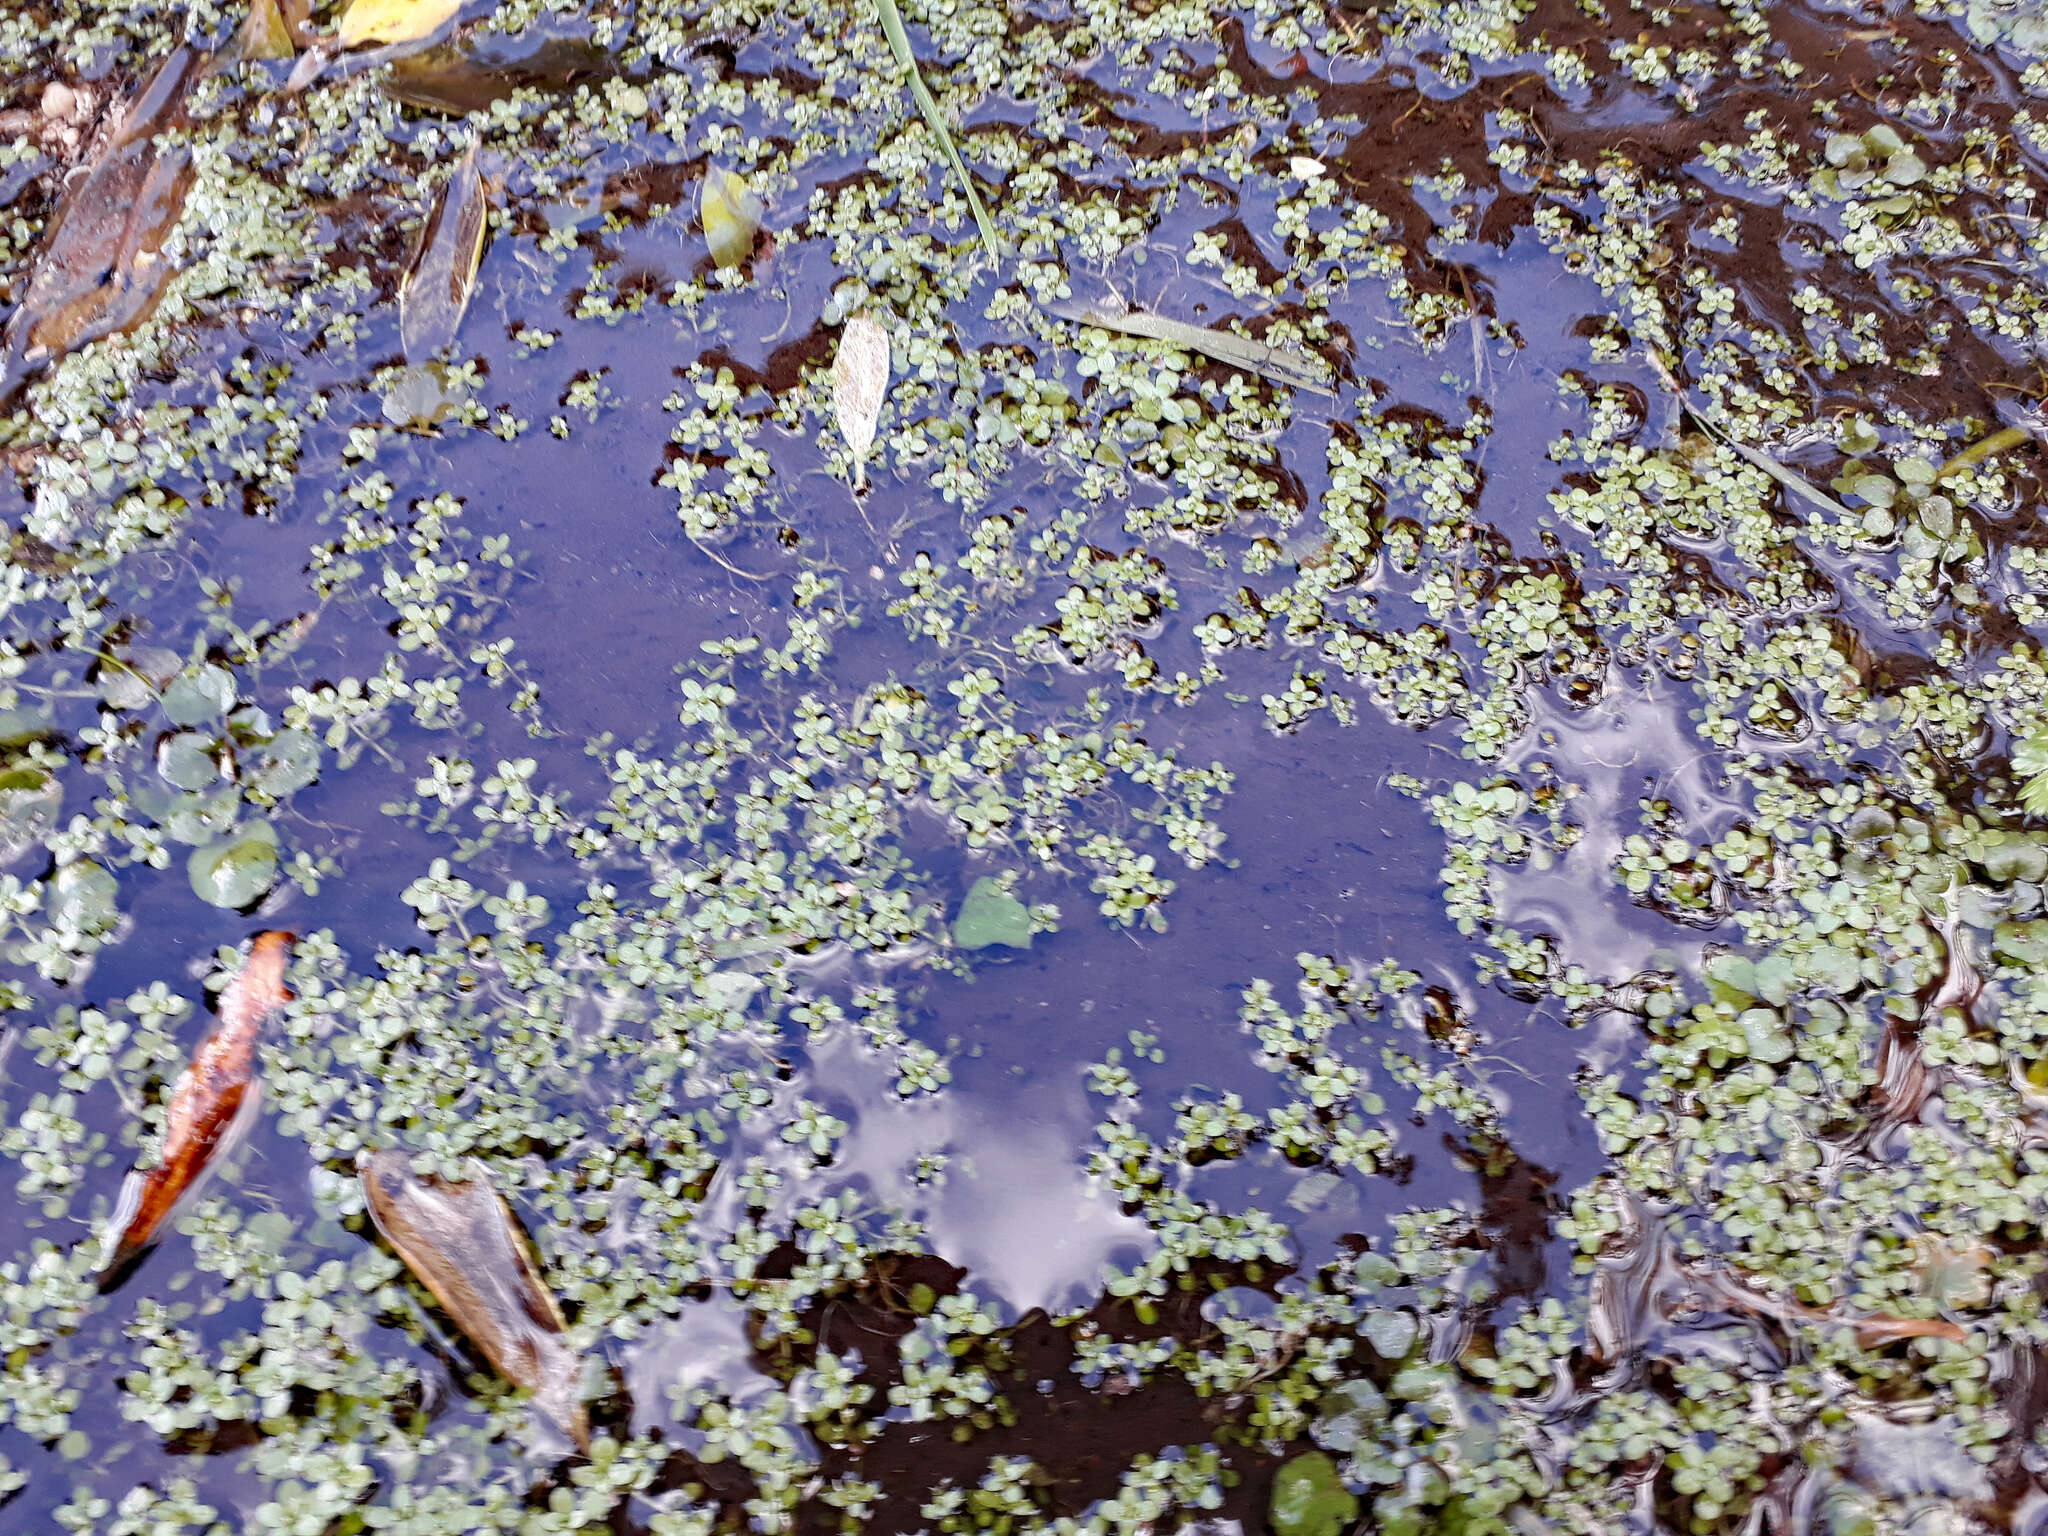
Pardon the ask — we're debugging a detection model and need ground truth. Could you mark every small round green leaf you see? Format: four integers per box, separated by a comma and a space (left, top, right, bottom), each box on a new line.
188, 821, 279, 909
158, 731, 223, 791
1271, 1451, 1358, 1536
162, 664, 236, 726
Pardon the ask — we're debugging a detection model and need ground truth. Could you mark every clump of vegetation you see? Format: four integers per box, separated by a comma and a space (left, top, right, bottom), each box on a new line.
3, 0, 2048, 1529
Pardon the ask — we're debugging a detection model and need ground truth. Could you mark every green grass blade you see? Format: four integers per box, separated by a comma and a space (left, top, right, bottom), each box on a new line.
875, 0, 1005, 260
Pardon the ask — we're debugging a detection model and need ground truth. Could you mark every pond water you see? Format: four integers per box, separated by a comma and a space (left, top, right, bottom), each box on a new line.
4, 0, 2048, 1531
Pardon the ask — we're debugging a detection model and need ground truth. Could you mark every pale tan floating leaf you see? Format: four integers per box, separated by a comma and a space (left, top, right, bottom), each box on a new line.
338, 0, 462, 49
362, 1149, 589, 1450
831, 315, 891, 488
700, 164, 763, 271
240, 0, 296, 60
0, 49, 203, 397
399, 144, 489, 362
1043, 295, 1335, 396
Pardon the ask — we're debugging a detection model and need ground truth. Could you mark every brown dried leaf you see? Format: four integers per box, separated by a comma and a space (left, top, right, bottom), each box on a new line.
0, 49, 203, 397
362, 1150, 589, 1449
831, 315, 890, 488
381, 36, 619, 115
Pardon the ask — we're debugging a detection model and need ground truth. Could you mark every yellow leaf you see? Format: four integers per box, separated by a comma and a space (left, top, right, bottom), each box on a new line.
700, 164, 763, 271
339, 0, 462, 49
240, 0, 296, 59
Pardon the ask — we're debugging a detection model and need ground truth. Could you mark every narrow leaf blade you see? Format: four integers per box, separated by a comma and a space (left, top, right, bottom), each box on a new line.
1044, 297, 1335, 396
875, 0, 1004, 259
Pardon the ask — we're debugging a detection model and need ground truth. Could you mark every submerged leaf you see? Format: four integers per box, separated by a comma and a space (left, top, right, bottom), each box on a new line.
400, 145, 490, 362
0, 764, 62, 866
831, 315, 890, 488
163, 663, 237, 726
50, 860, 119, 936
700, 164, 763, 271
382, 35, 621, 114
361, 1150, 589, 1449
98, 932, 293, 1287
1043, 295, 1335, 396
244, 727, 322, 803
187, 820, 279, 909
1270, 1451, 1358, 1536
338, 0, 462, 48
954, 876, 1032, 950
0, 50, 202, 396
158, 731, 224, 791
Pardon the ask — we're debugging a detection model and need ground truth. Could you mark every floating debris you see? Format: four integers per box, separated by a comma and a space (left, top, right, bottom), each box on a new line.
382, 34, 622, 115
97, 932, 294, 1288
399, 143, 489, 361
699, 164, 763, 271
381, 359, 470, 427
1589, 1195, 1966, 1362
1646, 350, 1850, 518
361, 1149, 589, 1450
1043, 294, 1336, 396
831, 315, 890, 488
0, 48, 203, 397
337, 0, 461, 49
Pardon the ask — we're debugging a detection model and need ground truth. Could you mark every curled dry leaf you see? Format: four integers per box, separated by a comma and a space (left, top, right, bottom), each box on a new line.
700, 164, 763, 271
362, 1149, 589, 1450
338, 0, 463, 49
831, 315, 890, 488
97, 931, 295, 1289
0, 49, 204, 399
399, 143, 489, 362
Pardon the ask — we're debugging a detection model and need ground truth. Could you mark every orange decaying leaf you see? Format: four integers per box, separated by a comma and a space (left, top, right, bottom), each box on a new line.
97, 931, 294, 1288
